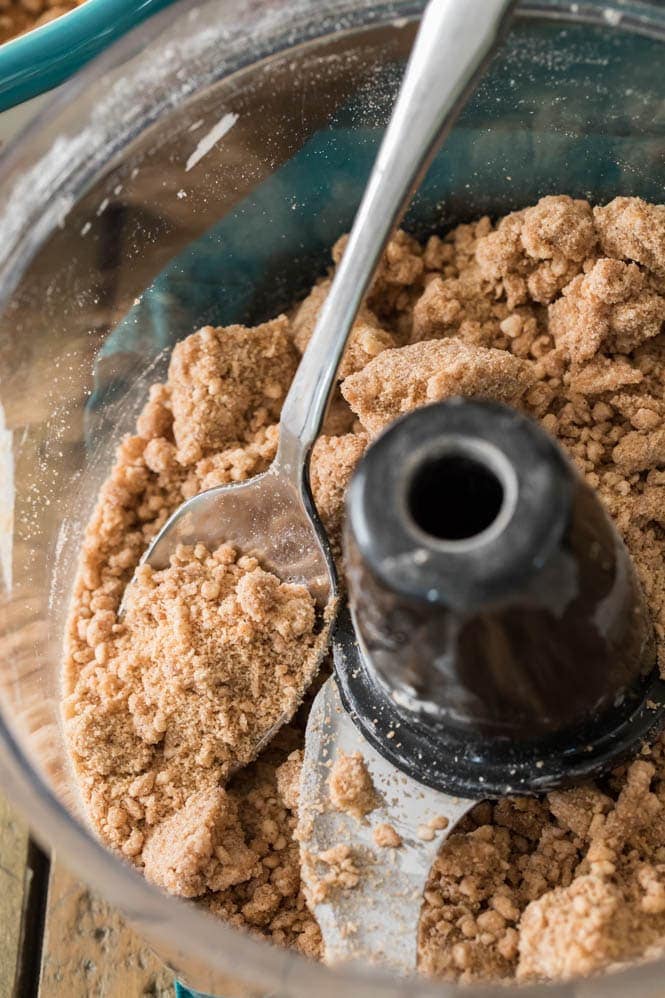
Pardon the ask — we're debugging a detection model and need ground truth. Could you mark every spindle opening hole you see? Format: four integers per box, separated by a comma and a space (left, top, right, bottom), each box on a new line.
407, 452, 504, 542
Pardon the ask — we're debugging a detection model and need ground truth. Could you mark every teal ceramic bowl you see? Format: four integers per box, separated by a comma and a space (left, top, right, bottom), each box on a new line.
0, 0, 176, 112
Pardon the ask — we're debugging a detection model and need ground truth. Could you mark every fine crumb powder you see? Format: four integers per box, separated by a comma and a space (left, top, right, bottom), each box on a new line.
329, 751, 378, 821
120, 543, 318, 778
63, 194, 665, 983
142, 787, 257, 898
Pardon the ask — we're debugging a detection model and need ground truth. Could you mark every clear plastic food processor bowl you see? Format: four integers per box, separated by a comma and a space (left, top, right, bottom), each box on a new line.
0, 1, 664, 995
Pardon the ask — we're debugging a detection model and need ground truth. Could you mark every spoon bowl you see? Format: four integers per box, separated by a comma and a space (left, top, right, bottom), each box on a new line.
140, 460, 335, 608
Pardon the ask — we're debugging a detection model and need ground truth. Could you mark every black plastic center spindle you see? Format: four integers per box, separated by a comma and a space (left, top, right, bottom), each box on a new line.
336, 398, 665, 797
408, 451, 505, 541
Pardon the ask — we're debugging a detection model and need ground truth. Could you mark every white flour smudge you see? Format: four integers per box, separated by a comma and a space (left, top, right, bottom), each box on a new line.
185, 111, 239, 172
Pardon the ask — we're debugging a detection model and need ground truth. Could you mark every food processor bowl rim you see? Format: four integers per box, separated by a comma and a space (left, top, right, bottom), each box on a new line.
1, 0, 665, 994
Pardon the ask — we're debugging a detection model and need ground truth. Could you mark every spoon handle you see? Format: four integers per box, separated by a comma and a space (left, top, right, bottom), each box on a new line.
276, 0, 516, 475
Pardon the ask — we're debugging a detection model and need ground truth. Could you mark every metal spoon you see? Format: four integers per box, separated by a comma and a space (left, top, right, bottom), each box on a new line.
129, 0, 517, 738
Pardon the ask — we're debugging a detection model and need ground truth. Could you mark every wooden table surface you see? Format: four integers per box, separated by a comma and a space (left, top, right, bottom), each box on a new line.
0, 790, 175, 998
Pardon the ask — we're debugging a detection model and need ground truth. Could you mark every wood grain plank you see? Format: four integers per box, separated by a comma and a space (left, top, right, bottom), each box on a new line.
0, 791, 29, 998
39, 862, 175, 998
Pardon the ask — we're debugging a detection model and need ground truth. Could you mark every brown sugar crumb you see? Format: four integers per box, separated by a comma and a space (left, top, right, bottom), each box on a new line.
62, 310, 322, 851
412, 275, 463, 342
334, 229, 426, 332
568, 354, 644, 396
142, 787, 257, 898
517, 875, 629, 980
207, 752, 322, 958
66, 688, 154, 779
305, 844, 363, 903
62, 305, 328, 958
293, 280, 398, 378
411, 265, 510, 347
65, 193, 665, 984
115, 543, 317, 779
373, 823, 403, 849
329, 751, 377, 821
187, 424, 278, 495
594, 197, 665, 277
518, 758, 665, 980
547, 785, 612, 840
276, 749, 304, 812
549, 258, 665, 363
169, 317, 297, 463
475, 195, 597, 305
418, 819, 525, 982
341, 340, 534, 436
613, 426, 665, 475
63, 539, 321, 856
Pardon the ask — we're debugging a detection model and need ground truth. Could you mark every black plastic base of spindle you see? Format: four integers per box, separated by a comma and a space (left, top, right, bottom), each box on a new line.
334, 605, 665, 798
